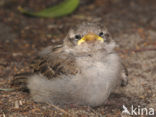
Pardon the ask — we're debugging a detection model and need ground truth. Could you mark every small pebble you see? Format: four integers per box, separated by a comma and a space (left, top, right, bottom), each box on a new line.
14, 100, 19, 109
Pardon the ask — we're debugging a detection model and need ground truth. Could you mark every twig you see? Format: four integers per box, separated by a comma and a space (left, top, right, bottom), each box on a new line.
0, 63, 8, 67
119, 47, 156, 54
49, 103, 74, 117
0, 88, 15, 91
133, 48, 156, 52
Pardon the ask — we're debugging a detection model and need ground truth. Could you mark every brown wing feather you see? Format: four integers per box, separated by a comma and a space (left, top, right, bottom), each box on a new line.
31, 44, 79, 79
11, 43, 79, 90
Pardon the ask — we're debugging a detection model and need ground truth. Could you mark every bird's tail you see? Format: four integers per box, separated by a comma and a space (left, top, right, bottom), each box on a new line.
11, 72, 32, 92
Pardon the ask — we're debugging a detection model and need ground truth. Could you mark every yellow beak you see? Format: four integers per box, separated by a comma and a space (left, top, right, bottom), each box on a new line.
78, 33, 104, 45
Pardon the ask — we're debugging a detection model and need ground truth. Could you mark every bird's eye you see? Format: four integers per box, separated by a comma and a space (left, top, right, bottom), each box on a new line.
75, 34, 81, 40
99, 32, 104, 37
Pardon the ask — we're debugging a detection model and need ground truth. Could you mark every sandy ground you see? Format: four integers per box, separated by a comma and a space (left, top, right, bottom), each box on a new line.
0, 0, 156, 116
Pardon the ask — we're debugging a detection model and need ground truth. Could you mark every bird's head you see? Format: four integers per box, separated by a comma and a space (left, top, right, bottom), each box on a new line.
64, 22, 117, 54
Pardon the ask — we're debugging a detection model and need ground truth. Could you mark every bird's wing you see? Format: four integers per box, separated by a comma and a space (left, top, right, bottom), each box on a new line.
11, 43, 79, 91
31, 44, 79, 79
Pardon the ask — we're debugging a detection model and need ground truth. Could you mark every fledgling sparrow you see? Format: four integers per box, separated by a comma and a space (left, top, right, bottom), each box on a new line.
12, 22, 128, 107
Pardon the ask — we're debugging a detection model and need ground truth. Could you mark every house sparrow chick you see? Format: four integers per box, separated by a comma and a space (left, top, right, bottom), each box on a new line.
12, 22, 128, 107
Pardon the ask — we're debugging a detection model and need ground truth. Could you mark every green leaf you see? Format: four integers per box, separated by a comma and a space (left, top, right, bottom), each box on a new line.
18, 0, 80, 18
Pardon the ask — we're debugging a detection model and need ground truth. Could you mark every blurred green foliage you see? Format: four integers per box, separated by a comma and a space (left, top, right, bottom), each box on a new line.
18, 0, 79, 18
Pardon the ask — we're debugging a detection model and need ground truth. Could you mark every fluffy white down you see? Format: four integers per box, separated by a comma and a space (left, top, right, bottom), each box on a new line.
28, 40, 122, 107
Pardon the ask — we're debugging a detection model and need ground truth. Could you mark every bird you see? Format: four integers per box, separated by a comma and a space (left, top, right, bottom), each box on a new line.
11, 22, 128, 107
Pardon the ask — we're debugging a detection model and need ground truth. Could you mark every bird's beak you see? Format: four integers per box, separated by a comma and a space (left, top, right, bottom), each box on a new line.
78, 33, 104, 45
